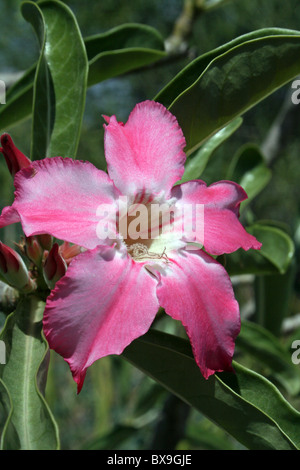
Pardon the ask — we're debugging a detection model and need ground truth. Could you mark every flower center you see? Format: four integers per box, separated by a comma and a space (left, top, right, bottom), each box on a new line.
127, 242, 169, 263
117, 194, 176, 263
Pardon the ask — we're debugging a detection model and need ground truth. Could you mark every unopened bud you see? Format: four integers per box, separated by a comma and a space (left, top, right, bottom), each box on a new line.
0, 134, 31, 178
43, 243, 67, 290
25, 236, 44, 266
37, 234, 53, 251
0, 242, 35, 292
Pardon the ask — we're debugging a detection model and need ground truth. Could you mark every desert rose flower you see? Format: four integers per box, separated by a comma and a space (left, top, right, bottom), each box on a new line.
0, 101, 261, 392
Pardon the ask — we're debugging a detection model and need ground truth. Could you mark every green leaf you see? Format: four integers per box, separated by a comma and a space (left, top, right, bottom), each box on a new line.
226, 144, 272, 211
155, 28, 300, 155
81, 425, 139, 450
21, 0, 88, 160
179, 117, 242, 184
0, 379, 20, 450
86, 23, 166, 86
224, 223, 295, 276
254, 260, 296, 336
0, 66, 36, 130
0, 23, 165, 132
237, 320, 300, 396
123, 329, 300, 450
0, 296, 59, 450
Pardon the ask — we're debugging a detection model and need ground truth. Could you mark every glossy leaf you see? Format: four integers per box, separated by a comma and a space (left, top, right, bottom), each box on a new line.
0, 296, 59, 450
179, 117, 242, 184
123, 329, 300, 450
227, 144, 272, 211
22, 0, 88, 160
237, 320, 300, 396
224, 223, 295, 276
0, 23, 165, 132
155, 28, 300, 154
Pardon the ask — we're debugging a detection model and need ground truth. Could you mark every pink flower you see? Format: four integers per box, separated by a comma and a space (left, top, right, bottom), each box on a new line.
0, 101, 261, 392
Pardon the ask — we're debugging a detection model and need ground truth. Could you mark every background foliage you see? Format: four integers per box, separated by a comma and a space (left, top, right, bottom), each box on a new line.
0, 0, 300, 450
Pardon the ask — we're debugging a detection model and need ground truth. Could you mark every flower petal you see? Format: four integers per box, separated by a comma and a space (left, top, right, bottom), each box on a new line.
0, 205, 21, 228
104, 100, 186, 197
156, 249, 241, 379
43, 246, 160, 392
4, 157, 119, 249
172, 180, 262, 255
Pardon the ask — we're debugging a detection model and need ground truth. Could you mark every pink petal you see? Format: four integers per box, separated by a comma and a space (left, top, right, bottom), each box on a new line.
104, 100, 186, 197
156, 249, 241, 379
172, 180, 262, 255
43, 246, 160, 392
0, 205, 21, 228
7, 157, 119, 249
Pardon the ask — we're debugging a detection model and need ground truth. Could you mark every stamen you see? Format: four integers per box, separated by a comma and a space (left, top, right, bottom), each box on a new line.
127, 243, 169, 263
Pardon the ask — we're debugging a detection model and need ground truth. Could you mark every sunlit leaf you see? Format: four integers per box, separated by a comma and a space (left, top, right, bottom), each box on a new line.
0, 23, 166, 132
0, 296, 59, 450
21, 0, 88, 159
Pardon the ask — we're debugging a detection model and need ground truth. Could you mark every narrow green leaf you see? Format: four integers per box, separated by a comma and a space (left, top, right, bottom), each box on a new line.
227, 144, 272, 211
155, 28, 300, 154
224, 223, 295, 276
86, 23, 166, 86
0, 296, 59, 450
0, 23, 165, 132
21, 0, 88, 159
248, 225, 295, 274
237, 320, 300, 396
179, 117, 242, 184
0, 66, 36, 130
123, 329, 300, 450
254, 260, 296, 337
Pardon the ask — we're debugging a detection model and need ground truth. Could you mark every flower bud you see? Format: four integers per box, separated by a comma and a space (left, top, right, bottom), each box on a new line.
0, 133, 31, 178
37, 234, 53, 251
25, 236, 44, 266
43, 243, 67, 290
0, 242, 35, 292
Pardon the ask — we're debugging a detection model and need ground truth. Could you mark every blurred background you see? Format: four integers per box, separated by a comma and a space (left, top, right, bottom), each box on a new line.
0, 0, 300, 450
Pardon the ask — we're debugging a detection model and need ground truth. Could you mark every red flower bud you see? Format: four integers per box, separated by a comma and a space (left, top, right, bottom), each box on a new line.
0, 242, 35, 292
43, 243, 67, 289
0, 133, 31, 178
